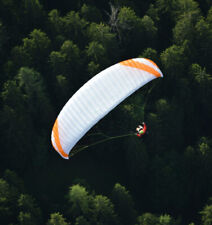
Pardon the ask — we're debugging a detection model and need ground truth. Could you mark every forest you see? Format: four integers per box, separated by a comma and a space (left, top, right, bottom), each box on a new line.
0, 0, 212, 224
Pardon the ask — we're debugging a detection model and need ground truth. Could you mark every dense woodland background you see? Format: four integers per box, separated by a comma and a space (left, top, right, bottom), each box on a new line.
0, 0, 212, 224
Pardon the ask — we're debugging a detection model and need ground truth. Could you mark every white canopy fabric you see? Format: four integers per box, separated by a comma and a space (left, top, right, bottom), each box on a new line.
51, 58, 163, 159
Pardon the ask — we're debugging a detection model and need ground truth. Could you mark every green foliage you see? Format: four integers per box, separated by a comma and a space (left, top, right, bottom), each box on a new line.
156, 0, 179, 15
49, 40, 80, 78
207, 7, 212, 25
114, 10, 158, 52
46, 212, 69, 225
1, 67, 52, 169
93, 195, 119, 225
116, 7, 145, 54
17, 194, 42, 224
159, 214, 175, 225
80, 4, 102, 22
0, 176, 21, 224
136, 213, 179, 225
201, 205, 212, 225
23, 0, 45, 29
146, 4, 160, 23
67, 184, 93, 218
48, 9, 64, 35
174, 0, 201, 20
160, 45, 186, 78
67, 184, 119, 225
87, 22, 118, 63
0, 179, 13, 219
139, 48, 158, 65
56, 75, 68, 92
86, 41, 106, 62
12, 29, 51, 70
18, 211, 36, 225
117, 6, 140, 31
173, 14, 198, 46
195, 17, 212, 67
3, 169, 25, 193
136, 213, 159, 225
87, 61, 100, 76
0, 1, 212, 225
140, 15, 157, 42
189, 64, 212, 126
62, 11, 88, 47
190, 64, 211, 86
18, 194, 40, 214
111, 183, 136, 225
16, 67, 53, 124
75, 216, 90, 225
49, 51, 66, 75
61, 40, 80, 61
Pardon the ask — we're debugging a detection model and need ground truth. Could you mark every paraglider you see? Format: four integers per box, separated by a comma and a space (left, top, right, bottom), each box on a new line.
136, 122, 147, 138
51, 58, 163, 159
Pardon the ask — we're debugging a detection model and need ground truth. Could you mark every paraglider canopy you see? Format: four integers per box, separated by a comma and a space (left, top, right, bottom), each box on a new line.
51, 58, 163, 159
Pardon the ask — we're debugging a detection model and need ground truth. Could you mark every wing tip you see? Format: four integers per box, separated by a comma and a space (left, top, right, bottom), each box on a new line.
120, 58, 163, 78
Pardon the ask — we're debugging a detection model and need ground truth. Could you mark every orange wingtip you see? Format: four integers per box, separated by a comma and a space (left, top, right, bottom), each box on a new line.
52, 119, 69, 159
120, 59, 162, 78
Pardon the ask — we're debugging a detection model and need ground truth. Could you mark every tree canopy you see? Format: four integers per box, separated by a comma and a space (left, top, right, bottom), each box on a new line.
0, 0, 211, 224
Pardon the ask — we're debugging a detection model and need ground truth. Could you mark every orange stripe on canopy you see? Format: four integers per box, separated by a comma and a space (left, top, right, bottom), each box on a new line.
52, 119, 69, 159
120, 59, 161, 78
143, 58, 159, 69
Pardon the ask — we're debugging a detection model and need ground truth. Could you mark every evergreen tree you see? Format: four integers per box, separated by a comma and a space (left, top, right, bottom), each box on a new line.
47, 212, 70, 225
111, 183, 137, 225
